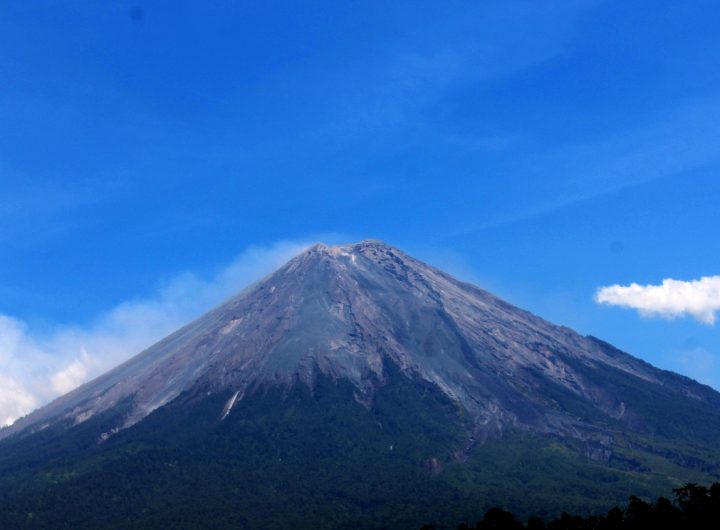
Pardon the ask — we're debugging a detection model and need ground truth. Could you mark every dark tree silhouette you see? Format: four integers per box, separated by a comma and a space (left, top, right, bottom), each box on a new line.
437, 481, 720, 530
475, 507, 523, 529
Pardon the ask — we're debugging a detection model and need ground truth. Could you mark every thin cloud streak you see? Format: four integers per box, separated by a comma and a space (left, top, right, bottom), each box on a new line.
442, 100, 720, 240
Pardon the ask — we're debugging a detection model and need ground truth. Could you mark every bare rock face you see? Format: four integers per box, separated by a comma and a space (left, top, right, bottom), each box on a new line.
3, 240, 719, 444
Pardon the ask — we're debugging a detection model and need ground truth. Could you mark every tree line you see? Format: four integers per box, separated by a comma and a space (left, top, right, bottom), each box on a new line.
421, 482, 720, 529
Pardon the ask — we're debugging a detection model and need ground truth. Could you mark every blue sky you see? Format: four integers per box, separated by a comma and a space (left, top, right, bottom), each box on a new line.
1, 1, 719, 422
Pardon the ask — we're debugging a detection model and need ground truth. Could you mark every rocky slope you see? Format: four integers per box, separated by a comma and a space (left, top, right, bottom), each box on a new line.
3, 240, 719, 447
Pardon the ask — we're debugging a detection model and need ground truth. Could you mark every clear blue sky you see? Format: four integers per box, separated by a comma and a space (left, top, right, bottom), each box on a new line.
1, 1, 719, 419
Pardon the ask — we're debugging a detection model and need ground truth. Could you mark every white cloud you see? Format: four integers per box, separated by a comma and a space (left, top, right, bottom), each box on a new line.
0, 239, 315, 426
595, 275, 720, 325
0, 376, 38, 427
50, 355, 89, 395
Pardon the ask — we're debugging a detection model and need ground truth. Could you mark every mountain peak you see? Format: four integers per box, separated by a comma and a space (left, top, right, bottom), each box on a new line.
304, 239, 398, 257
4, 241, 718, 447
290, 239, 412, 278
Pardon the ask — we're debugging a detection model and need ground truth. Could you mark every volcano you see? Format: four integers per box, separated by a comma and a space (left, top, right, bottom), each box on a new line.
2, 241, 720, 529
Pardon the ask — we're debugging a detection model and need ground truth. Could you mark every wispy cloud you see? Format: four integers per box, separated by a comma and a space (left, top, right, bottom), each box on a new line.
0, 376, 38, 427
444, 100, 720, 240
0, 240, 313, 426
595, 275, 720, 325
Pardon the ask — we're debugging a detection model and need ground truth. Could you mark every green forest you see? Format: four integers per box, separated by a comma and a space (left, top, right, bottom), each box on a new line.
2, 370, 719, 528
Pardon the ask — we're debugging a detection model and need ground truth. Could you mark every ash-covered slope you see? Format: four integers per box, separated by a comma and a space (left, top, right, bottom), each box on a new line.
4, 240, 719, 446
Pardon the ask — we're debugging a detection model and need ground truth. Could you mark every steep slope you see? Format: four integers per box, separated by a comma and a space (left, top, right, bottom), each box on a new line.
1, 240, 720, 528
4, 240, 718, 445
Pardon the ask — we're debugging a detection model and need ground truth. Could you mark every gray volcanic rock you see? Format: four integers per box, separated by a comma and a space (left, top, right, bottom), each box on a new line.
3, 240, 719, 446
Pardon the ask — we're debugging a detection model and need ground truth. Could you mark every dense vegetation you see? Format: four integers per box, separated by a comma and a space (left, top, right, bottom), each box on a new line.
1, 369, 719, 528
422, 482, 720, 529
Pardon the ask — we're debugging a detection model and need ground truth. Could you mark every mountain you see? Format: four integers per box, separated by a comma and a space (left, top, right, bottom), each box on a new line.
2, 240, 720, 529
